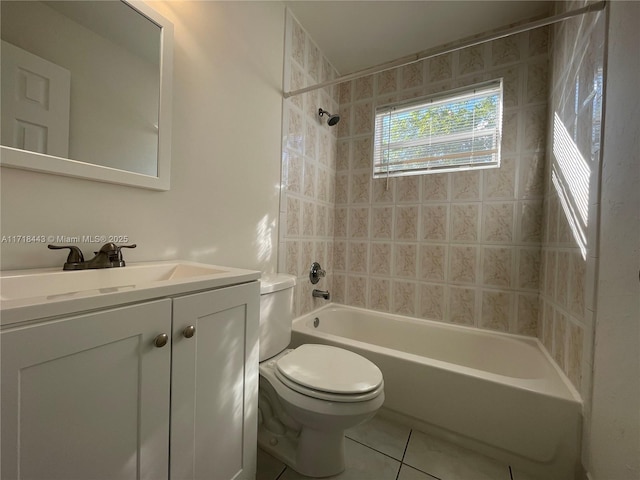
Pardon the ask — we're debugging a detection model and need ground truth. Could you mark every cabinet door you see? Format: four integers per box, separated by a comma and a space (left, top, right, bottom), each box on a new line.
1, 299, 172, 480
171, 282, 259, 480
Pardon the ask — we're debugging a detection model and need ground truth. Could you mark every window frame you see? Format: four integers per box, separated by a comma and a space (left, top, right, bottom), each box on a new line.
372, 78, 504, 179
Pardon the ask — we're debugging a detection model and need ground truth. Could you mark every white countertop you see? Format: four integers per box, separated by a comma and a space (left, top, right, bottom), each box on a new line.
0, 260, 260, 326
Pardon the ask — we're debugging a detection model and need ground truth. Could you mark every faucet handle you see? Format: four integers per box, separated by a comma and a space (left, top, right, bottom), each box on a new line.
48, 244, 85, 263
95, 243, 136, 263
309, 262, 326, 284
95, 243, 136, 254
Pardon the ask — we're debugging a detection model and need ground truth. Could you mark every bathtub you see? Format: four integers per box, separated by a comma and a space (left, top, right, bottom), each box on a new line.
290, 304, 582, 480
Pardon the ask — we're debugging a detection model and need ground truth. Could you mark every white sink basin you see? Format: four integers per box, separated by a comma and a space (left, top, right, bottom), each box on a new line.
0, 261, 260, 325
1, 262, 228, 301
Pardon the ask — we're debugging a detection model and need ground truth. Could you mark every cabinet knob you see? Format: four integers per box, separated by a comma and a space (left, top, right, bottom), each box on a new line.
153, 333, 169, 348
183, 325, 196, 339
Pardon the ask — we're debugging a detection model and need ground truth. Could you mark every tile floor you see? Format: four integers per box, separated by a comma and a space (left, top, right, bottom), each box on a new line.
257, 412, 540, 480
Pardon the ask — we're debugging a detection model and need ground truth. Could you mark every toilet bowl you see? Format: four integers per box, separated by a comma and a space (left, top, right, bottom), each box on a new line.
257, 275, 385, 477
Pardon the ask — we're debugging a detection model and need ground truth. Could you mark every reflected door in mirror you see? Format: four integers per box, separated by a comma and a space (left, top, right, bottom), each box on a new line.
1, 41, 71, 158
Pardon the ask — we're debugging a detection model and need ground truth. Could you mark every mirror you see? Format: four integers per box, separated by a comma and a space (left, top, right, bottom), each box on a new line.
0, 0, 173, 190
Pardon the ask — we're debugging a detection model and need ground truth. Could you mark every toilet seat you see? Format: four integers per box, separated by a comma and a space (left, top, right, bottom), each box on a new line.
275, 344, 383, 403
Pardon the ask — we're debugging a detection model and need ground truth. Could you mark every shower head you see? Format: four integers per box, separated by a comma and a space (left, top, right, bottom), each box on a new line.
318, 108, 340, 126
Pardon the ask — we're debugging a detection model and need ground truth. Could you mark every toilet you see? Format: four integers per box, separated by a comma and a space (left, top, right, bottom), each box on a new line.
257, 274, 385, 477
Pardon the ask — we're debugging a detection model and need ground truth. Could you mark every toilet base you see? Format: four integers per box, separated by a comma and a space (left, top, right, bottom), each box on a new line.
258, 423, 346, 477
257, 351, 384, 478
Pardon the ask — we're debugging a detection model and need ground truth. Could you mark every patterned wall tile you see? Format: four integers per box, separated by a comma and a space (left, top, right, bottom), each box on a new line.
519, 201, 543, 243
458, 44, 485, 76
501, 111, 520, 156
567, 321, 583, 390
370, 242, 392, 276
491, 34, 522, 66
282, 13, 554, 342
517, 247, 541, 290
526, 59, 549, 104
428, 53, 453, 82
302, 200, 315, 236
376, 69, 398, 95
480, 290, 513, 332
353, 102, 373, 135
519, 154, 545, 199
484, 157, 516, 199
391, 280, 417, 316
516, 293, 539, 336
334, 207, 347, 238
333, 240, 347, 271
449, 286, 477, 326
335, 173, 348, 204
523, 105, 547, 151
369, 278, 390, 312
394, 243, 417, 278
449, 245, 478, 284
451, 204, 480, 241
349, 172, 371, 204
394, 206, 419, 241
451, 171, 481, 200
371, 178, 394, 204
348, 241, 369, 274
279, 11, 339, 317
482, 247, 514, 287
352, 137, 372, 170
354, 75, 374, 101
291, 20, 306, 67
348, 207, 370, 238
529, 27, 549, 57
347, 275, 368, 307
401, 62, 424, 90
482, 202, 515, 242
372, 206, 394, 240
421, 205, 449, 241
419, 244, 447, 281
419, 283, 446, 321
396, 176, 420, 203
303, 160, 316, 198
339, 81, 352, 105
553, 310, 567, 367
491, 65, 521, 108
422, 173, 450, 202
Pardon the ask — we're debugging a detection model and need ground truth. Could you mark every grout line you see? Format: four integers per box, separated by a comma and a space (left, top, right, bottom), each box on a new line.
399, 430, 444, 480
345, 436, 405, 463
394, 429, 413, 480
401, 429, 413, 463
275, 465, 287, 480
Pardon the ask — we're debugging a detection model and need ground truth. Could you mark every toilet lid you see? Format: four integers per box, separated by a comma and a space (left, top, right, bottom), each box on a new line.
276, 344, 383, 395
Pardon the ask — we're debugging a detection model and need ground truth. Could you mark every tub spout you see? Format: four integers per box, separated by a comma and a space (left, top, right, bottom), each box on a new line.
312, 289, 330, 300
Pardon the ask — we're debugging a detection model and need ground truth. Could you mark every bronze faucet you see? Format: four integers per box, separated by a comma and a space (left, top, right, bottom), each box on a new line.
48, 243, 136, 270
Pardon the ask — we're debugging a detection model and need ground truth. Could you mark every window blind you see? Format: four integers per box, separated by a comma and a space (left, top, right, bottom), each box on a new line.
373, 79, 503, 178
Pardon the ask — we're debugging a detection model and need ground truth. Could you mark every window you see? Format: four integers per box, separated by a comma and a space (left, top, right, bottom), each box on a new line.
373, 79, 503, 178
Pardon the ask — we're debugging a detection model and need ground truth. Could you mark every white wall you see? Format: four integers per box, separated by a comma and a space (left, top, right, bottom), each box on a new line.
587, 2, 640, 478
0, 1, 286, 273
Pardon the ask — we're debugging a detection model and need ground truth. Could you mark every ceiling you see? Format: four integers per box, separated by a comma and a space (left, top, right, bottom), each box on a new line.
285, 1, 554, 76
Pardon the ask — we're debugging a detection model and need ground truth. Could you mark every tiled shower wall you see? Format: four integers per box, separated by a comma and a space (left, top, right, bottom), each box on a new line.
539, 2, 605, 396
332, 28, 550, 336
278, 10, 339, 316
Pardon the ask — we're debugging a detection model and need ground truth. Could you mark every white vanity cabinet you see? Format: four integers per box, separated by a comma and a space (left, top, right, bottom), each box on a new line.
1, 280, 259, 480
170, 282, 260, 480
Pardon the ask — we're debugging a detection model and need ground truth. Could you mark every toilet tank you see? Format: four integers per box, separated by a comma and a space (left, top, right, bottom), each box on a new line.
259, 274, 296, 362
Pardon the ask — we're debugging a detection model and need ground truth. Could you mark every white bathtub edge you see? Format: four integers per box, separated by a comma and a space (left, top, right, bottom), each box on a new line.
296, 302, 582, 404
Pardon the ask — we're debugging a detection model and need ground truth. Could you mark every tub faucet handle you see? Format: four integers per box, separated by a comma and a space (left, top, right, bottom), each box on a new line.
309, 262, 326, 284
